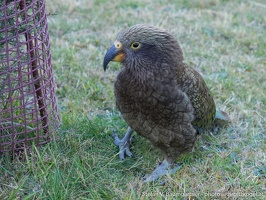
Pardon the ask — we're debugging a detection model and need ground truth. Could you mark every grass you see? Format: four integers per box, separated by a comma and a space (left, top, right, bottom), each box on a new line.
1, 0, 266, 199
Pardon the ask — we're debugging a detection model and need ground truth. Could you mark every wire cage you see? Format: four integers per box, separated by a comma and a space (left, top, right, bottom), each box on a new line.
0, 0, 60, 155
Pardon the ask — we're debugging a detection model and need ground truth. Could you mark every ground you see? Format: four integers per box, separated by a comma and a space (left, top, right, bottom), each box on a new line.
0, 0, 265, 199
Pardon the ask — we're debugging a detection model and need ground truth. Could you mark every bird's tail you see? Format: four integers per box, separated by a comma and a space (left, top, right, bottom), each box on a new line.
214, 109, 231, 126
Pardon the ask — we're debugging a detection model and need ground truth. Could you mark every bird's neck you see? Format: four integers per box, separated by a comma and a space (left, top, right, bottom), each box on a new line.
122, 63, 153, 83
120, 64, 180, 93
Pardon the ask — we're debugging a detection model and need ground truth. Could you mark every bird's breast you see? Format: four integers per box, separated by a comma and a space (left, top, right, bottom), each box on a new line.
114, 71, 194, 128
115, 71, 176, 109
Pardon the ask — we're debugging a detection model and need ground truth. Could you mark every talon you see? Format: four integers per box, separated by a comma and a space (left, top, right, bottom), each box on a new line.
143, 160, 182, 182
169, 162, 183, 174
113, 127, 134, 160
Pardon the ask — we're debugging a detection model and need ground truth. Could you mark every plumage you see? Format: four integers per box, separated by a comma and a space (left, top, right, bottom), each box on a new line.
103, 24, 230, 182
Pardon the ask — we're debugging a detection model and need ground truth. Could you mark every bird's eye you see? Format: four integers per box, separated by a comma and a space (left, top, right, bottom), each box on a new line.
131, 42, 141, 49
114, 41, 122, 49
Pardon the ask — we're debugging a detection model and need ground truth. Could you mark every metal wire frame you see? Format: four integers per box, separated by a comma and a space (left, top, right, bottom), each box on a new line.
0, 0, 60, 155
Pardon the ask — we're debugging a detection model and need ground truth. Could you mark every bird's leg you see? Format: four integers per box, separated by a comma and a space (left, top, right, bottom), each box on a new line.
113, 127, 134, 160
143, 159, 183, 182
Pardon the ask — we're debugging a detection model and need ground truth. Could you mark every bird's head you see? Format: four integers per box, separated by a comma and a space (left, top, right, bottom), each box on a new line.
103, 24, 184, 71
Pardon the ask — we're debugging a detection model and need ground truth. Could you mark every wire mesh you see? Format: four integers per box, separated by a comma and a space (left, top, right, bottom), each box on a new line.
0, 0, 60, 155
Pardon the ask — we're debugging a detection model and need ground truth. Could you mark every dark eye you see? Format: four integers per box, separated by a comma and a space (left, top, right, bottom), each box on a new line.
131, 42, 141, 49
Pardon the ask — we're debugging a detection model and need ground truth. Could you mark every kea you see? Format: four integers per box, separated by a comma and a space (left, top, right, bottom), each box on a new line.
103, 24, 230, 182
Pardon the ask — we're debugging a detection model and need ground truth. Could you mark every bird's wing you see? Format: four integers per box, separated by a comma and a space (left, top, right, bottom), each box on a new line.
177, 64, 216, 129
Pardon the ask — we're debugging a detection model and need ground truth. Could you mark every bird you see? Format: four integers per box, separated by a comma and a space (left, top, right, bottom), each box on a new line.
103, 24, 230, 182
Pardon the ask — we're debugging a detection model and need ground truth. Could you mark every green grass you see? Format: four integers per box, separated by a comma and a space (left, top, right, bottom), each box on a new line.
1, 0, 266, 199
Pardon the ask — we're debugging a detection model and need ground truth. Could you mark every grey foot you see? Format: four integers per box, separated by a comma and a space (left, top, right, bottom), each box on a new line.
143, 160, 183, 182
113, 127, 134, 160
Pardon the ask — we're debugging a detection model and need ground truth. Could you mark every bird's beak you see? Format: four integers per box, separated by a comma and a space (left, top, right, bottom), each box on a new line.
103, 44, 125, 71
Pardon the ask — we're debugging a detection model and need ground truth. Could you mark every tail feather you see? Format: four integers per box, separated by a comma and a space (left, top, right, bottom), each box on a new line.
214, 109, 231, 126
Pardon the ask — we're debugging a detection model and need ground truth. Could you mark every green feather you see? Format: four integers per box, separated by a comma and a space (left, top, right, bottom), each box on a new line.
214, 109, 231, 126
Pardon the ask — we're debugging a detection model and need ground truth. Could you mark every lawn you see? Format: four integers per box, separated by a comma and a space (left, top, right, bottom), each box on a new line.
1, 0, 266, 199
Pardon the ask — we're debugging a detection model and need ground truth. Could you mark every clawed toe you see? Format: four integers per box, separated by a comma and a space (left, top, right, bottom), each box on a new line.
169, 162, 183, 174
113, 127, 134, 160
143, 161, 183, 183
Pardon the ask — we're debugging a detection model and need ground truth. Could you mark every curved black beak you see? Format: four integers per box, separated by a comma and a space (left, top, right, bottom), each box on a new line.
103, 44, 125, 71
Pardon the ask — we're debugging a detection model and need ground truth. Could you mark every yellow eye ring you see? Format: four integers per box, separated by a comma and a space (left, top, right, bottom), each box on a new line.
131, 42, 141, 49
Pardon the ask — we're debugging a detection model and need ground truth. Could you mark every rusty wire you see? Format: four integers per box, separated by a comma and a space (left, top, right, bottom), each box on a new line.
0, 0, 60, 155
